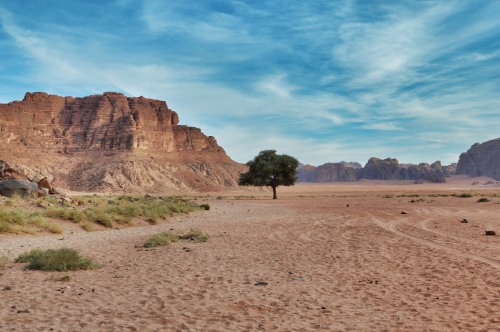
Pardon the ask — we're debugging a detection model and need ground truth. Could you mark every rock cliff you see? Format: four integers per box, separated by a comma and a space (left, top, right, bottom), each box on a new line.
297, 162, 360, 182
298, 158, 455, 183
0, 92, 244, 193
456, 138, 500, 180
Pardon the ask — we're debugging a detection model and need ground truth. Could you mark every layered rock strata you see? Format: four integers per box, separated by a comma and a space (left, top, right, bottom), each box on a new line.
0, 92, 244, 192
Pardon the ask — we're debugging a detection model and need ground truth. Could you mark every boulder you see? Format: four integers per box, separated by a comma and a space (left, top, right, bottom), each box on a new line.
0, 180, 39, 197
485, 229, 496, 236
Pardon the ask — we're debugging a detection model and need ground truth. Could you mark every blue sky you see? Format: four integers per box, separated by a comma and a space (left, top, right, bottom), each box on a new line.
1, 0, 499, 166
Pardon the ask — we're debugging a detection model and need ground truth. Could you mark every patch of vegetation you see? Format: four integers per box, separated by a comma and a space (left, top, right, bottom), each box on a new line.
477, 197, 490, 203
457, 193, 473, 198
15, 248, 100, 272
144, 229, 209, 248
0, 209, 62, 234
45, 195, 205, 230
143, 232, 180, 248
199, 204, 210, 211
178, 229, 209, 242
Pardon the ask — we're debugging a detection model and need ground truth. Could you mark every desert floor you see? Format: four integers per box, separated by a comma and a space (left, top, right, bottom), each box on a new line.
0, 178, 499, 331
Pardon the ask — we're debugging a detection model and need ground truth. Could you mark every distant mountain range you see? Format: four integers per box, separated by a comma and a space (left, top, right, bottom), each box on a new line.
298, 137, 500, 183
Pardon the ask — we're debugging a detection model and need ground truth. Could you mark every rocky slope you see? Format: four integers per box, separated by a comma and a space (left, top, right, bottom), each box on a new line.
456, 138, 500, 180
0, 92, 244, 193
298, 158, 456, 183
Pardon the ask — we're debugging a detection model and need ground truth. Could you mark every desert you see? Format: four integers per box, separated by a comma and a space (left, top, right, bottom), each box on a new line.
0, 178, 499, 331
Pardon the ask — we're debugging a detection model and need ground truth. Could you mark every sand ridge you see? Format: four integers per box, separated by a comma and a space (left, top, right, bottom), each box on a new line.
0, 183, 499, 331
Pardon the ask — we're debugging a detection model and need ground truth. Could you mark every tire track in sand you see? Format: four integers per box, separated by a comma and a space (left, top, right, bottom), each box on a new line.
370, 215, 500, 269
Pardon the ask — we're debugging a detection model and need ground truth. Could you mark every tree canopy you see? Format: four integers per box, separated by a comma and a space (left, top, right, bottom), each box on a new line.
238, 150, 299, 199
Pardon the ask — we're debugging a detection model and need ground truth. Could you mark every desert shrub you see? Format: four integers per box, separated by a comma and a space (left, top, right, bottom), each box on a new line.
178, 229, 209, 242
144, 232, 180, 248
457, 193, 473, 198
199, 204, 210, 211
81, 221, 95, 232
477, 197, 490, 203
15, 248, 99, 271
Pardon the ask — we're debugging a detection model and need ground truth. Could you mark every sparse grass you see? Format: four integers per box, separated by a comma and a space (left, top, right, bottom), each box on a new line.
43, 195, 204, 230
477, 197, 490, 203
15, 248, 100, 272
0, 255, 9, 270
178, 229, 209, 242
144, 229, 209, 248
0, 209, 60, 234
457, 193, 473, 198
143, 232, 180, 248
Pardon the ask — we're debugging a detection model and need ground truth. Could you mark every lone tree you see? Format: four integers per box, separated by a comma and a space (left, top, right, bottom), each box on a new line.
239, 150, 298, 199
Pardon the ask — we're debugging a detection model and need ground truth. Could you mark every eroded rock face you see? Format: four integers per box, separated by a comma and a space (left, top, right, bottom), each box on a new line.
0, 92, 244, 193
456, 138, 500, 180
297, 162, 359, 182
0, 92, 221, 153
298, 158, 455, 183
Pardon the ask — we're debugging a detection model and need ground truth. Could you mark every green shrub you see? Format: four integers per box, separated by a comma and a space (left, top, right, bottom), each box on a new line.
477, 197, 490, 203
199, 204, 210, 211
15, 248, 99, 271
457, 193, 473, 198
144, 232, 180, 248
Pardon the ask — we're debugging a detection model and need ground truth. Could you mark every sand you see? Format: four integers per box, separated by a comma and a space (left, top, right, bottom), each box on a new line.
0, 179, 499, 331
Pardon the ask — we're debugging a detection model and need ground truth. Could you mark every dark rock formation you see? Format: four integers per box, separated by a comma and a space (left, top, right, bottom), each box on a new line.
0, 92, 244, 193
0, 180, 38, 197
456, 138, 500, 180
297, 162, 360, 182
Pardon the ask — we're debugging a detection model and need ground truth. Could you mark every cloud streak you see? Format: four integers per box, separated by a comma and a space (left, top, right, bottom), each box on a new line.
0, 1, 499, 165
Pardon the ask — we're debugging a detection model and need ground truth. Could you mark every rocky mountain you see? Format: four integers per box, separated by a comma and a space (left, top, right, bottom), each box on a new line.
456, 138, 500, 180
0, 92, 244, 193
297, 162, 360, 182
298, 158, 456, 183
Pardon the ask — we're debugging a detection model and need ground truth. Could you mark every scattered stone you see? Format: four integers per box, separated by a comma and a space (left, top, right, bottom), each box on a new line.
401, 211, 408, 215
254, 281, 268, 286
37, 202, 47, 209
485, 229, 496, 236
3, 285, 12, 291
346, 204, 350, 207
17, 309, 30, 314
461, 219, 469, 224
144, 193, 154, 198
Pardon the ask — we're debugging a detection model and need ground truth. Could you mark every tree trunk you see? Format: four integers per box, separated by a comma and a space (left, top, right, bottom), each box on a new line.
272, 185, 277, 199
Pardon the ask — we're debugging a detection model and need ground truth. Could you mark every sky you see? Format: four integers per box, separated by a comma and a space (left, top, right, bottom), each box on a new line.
0, 0, 499, 166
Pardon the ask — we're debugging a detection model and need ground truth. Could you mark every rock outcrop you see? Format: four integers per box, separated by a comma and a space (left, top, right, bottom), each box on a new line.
456, 138, 500, 180
297, 162, 360, 182
0, 92, 244, 193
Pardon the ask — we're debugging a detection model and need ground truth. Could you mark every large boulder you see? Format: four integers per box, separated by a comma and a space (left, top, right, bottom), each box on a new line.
0, 180, 39, 197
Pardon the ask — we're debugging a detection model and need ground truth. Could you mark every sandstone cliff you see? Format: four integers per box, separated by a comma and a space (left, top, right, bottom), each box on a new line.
456, 138, 500, 180
0, 92, 244, 193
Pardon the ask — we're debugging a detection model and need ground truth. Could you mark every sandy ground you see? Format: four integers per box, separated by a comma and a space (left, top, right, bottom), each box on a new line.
0, 179, 499, 331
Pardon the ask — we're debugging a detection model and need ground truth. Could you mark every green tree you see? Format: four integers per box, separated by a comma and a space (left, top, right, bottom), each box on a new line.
239, 150, 298, 199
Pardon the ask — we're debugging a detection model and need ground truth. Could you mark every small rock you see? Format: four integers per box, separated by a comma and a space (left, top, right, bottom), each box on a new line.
401, 211, 408, 215
254, 281, 268, 286
461, 219, 469, 224
3, 285, 12, 291
485, 229, 496, 236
